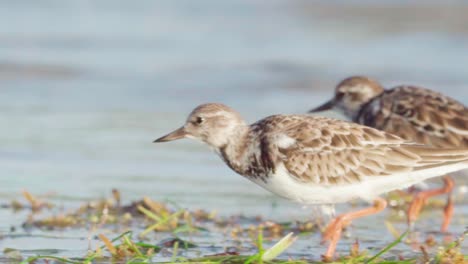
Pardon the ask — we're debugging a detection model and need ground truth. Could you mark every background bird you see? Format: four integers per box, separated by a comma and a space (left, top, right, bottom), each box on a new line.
309, 76, 468, 232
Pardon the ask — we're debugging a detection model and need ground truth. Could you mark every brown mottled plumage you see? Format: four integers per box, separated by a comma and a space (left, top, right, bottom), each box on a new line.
155, 103, 468, 260
357, 85, 468, 148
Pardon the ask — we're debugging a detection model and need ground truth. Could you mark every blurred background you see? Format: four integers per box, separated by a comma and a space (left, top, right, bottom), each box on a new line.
1, 0, 467, 228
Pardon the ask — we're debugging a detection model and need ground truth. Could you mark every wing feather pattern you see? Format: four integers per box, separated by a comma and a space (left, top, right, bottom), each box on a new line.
359, 86, 468, 148
255, 115, 468, 186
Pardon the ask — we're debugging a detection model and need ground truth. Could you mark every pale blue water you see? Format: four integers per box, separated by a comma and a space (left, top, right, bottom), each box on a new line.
0, 0, 467, 260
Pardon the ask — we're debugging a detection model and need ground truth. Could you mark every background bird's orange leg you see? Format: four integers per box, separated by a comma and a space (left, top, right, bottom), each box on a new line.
407, 176, 454, 232
441, 196, 454, 232
321, 197, 387, 261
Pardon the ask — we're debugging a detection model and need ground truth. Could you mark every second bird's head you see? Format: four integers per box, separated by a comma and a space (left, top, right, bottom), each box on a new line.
310, 76, 384, 119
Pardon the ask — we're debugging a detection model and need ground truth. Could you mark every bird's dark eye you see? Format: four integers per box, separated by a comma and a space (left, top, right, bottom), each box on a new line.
195, 117, 204, 124
336, 91, 345, 99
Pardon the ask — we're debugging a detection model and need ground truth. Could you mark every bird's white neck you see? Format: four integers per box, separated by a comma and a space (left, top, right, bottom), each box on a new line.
214, 125, 252, 175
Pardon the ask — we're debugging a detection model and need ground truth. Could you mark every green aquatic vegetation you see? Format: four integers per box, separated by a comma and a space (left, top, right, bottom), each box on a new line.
4, 190, 467, 264
137, 197, 210, 237
19, 231, 161, 264
15, 230, 296, 263
433, 229, 467, 264
182, 230, 302, 264
365, 231, 408, 264
255, 231, 297, 262
10, 229, 467, 264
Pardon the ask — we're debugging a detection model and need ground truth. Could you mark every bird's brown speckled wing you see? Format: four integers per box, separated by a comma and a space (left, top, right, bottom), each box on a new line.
358, 86, 468, 148
258, 115, 468, 186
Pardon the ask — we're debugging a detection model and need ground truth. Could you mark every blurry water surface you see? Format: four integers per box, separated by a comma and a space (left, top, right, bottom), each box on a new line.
0, 0, 467, 259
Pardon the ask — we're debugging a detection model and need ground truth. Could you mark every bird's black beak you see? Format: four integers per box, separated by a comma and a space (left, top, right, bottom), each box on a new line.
308, 99, 335, 113
153, 126, 187, 143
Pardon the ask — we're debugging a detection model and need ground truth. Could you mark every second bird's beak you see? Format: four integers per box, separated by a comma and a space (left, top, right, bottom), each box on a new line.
308, 99, 335, 113
153, 126, 188, 143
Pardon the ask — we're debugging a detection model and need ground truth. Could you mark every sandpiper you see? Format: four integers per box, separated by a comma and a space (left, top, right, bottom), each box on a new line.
154, 103, 468, 260
309, 76, 468, 232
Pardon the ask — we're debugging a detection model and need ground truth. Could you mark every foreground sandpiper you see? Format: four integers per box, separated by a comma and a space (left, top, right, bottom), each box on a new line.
309, 76, 468, 232
154, 103, 468, 260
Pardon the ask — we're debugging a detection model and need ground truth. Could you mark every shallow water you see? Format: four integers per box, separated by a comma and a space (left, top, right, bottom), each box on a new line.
0, 0, 467, 261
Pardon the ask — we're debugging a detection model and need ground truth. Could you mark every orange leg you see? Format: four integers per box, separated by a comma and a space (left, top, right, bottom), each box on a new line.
321, 197, 387, 261
407, 176, 454, 232
441, 196, 454, 232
